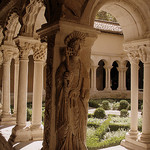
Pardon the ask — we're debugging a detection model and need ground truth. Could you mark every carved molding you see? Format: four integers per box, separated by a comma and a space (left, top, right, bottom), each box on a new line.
33, 43, 47, 62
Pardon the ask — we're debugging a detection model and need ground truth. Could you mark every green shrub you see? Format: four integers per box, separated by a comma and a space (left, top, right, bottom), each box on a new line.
120, 109, 129, 117
102, 100, 110, 110
87, 118, 104, 128
128, 104, 131, 110
95, 118, 111, 139
119, 100, 129, 110
27, 108, 32, 121
94, 108, 106, 119
109, 123, 130, 131
88, 113, 94, 118
89, 100, 100, 108
112, 102, 120, 110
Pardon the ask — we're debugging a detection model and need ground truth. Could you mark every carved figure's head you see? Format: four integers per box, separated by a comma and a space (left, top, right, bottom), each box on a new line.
64, 31, 87, 56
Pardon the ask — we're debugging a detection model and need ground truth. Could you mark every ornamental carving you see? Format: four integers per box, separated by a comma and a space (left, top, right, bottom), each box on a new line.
123, 39, 150, 63
42, 34, 56, 150
0, 45, 19, 64
127, 50, 139, 64
55, 31, 89, 150
15, 40, 32, 59
3, 50, 14, 63
32, 43, 47, 61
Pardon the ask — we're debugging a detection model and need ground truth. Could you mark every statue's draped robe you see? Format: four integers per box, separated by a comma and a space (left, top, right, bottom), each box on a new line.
55, 60, 89, 150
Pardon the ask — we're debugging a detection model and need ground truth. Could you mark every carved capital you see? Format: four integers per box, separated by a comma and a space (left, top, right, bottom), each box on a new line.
104, 65, 113, 70
127, 51, 139, 64
124, 38, 150, 64
32, 43, 47, 62
15, 38, 32, 60
0, 45, 19, 64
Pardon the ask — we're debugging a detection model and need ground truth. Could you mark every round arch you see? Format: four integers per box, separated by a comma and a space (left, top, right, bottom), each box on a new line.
96, 59, 106, 91
81, 0, 149, 41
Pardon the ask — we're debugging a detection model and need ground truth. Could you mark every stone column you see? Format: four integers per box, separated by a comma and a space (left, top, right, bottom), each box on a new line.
123, 67, 127, 90
13, 58, 19, 117
0, 48, 16, 125
10, 37, 32, 142
93, 65, 98, 91
90, 67, 94, 89
140, 48, 150, 143
126, 59, 139, 139
104, 65, 112, 91
117, 67, 127, 91
31, 43, 47, 140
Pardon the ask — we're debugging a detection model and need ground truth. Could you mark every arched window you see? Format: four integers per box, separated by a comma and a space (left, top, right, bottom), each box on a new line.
111, 61, 118, 90
96, 60, 105, 90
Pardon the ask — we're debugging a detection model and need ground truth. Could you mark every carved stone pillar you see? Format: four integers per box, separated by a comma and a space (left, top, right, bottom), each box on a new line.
127, 57, 139, 139
90, 66, 94, 89
117, 66, 127, 91
139, 46, 150, 144
0, 45, 17, 125
30, 42, 47, 140
104, 65, 112, 91
121, 39, 150, 150
13, 58, 19, 117
37, 21, 97, 150
10, 36, 32, 142
93, 65, 98, 91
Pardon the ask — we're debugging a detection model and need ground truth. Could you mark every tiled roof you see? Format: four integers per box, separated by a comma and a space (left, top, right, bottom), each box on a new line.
94, 20, 123, 34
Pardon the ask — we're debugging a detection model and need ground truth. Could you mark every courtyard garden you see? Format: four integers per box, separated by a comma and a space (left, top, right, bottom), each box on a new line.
11, 98, 143, 150
86, 99, 143, 149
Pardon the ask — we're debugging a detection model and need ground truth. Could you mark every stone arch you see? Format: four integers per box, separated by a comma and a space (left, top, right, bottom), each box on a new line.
20, 0, 44, 37
96, 59, 106, 91
81, 0, 148, 41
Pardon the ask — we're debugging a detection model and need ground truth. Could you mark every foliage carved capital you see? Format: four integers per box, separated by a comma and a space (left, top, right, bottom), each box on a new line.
32, 42, 47, 62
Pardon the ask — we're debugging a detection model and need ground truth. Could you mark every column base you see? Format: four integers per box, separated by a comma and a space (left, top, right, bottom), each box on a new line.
0, 114, 16, 125
104, 88, 112, 92
139, 133, 150, 143
9, 125, 32, 144
126, 130, 139, 140
121, 133, 150, 150
31, 124, 43, 140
